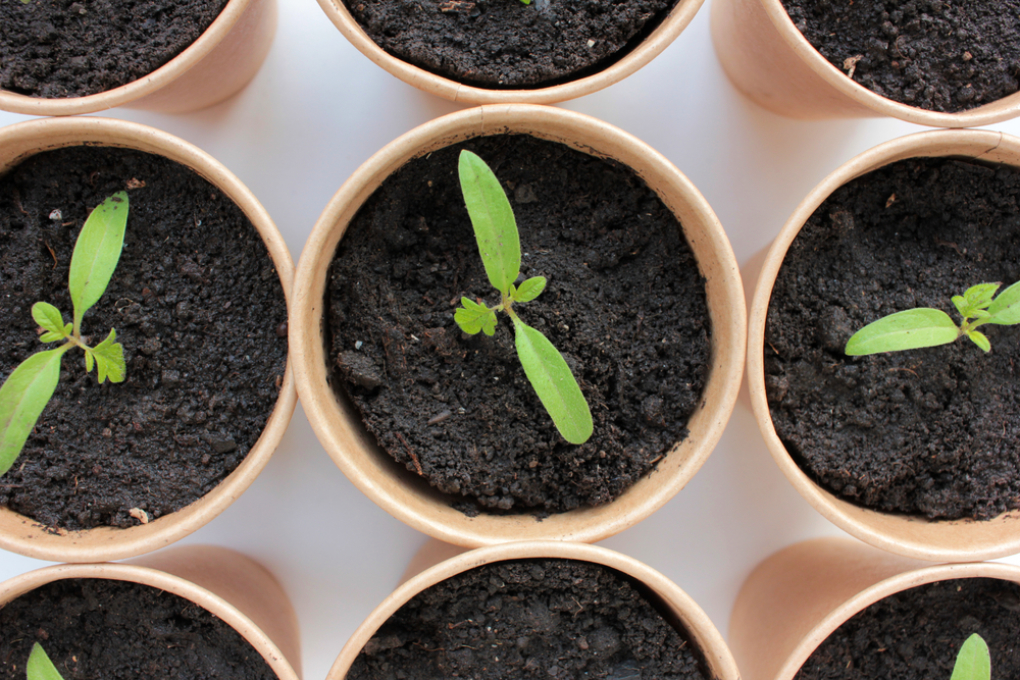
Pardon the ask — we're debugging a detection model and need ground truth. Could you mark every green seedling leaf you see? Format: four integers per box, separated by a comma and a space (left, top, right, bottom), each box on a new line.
91, 329, 126, 384
69, 191, 129, 332
513, 276, 547, 303
31, 302, 68, 338
512, 319, 593, 444
84, 348, 94, 374
455, 297, 498, 336
846, 308, 960, 356
966, 330, 991, 352
0, 347, 70, 476
459, 150, 520, 296
27, 643, 65, 680
951, 633, 990, 680
963, 282, 999, 310
988, 280, 1020, 325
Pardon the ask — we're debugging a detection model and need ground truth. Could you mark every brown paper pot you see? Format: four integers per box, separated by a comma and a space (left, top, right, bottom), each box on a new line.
0, 116, 297, 562
729, 536, 1020, 680
0, 545, 301, 679
745, 129, 1020, 562
292, 104, 745, 547
328, 540, 740, 680
315, 0, 704, 105
710, 0, 1020, 126
0, 0, 277, 116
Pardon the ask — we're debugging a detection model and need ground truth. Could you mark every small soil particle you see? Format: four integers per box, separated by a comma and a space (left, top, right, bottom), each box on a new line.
0, 146, 288, 531
795, 578, 1020, 680
781, 0, 1020, 113
326, 134, 711, 515
347, 559, 711, 680
343, 0, 681, 89
766, 156, 1020, 520
0, 578, 278, 679
0, 0, 229, 98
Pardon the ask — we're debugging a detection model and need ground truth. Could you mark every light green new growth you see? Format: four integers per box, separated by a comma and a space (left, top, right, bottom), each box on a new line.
951, 633, 990, 680
454, 150, 593, 445
27, 643, 66, 680
845, 280, 1020, 356
0, 192, 129, 476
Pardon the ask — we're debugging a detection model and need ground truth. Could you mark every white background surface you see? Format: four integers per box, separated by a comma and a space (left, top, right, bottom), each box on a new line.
3, 1, 1020, 678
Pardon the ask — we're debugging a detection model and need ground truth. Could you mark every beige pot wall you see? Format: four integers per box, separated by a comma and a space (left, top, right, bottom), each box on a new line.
730, 537, 1020, 680
746, 129, 1020, 562
0, 545, 301, 679
0, 117, 297, 562
292, 104, 745, 547
315, 0, 703, 104
329, 541, 740, 680
0, 0, 277, 116
710, 0, 1020, 126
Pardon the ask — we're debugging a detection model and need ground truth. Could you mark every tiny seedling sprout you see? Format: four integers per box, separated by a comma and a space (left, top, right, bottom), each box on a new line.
27, 643, 65, 680
0, 192, 129, 476
454, 150, 593, 445
845, 280, 1020, 356
951, 633, 990, 680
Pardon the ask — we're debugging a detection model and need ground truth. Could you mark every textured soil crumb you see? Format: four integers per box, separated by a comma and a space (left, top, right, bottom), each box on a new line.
348, 559, 712, 680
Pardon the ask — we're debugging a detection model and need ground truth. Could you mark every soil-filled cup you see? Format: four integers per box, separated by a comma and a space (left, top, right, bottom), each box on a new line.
292, 104, 744, 547
0, 116, 296, 562
328, 540, 740, 680
730, 537, 1020, 680
746, 129, 1020, 562
710, 0, 1020, 126
315, 0, 704, 105
0, 545, 301, 679
0, 0, 277, 115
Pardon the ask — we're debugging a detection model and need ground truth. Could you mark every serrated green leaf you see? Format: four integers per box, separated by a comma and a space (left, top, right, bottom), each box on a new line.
951, 634, 990, 680
0, 347, 70, 476
38, 332, 64, 344
27, 643, 66, 680
31, 302, 67, 337
845, 308, 960, 356
963, 282, 999, 311
512, 318, 592, 444
988, 280, 1020, 325
458, 151, 520, 297
513, 276, 546, 303
69, 192, 129, 332
967, 330, 991, 352
455, 298, 498, 337
92, 328, 126, 384
84, 348, 94, 374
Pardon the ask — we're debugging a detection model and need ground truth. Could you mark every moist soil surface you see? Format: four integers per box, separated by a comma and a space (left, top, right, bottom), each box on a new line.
348, 558, 711, 680
0, 577, 278, 679
765, 156, 1020, 521
1, 0, 229, 99
343, 0, 681, 89
0, 146, 288, 531
795, 578, 1020, 680
327, 134, 710, 516
781, 0, 1020, 113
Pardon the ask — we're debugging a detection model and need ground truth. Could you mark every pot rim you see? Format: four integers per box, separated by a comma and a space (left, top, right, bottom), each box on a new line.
0, 116, 297, 562
313, 0, 705, 104
747, 128, 1020, 562
328, 540, 740, 680
292, 103, 745, 547
752, 0, 1020, 127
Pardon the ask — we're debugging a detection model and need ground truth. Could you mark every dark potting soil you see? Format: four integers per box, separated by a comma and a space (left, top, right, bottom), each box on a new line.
0, 578, 278, 679
343, 0, 680, 89
348, 559, 711, 680
0, 146, 288, 531
0, 0, 229, 99
795, 578, 1020, 680
781, 0, 1020, 113
326, 134, 710, 515
765, 156, 1020, 520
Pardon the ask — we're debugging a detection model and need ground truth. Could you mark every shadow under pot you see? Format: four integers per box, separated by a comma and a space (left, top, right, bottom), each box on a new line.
710, 0, 1020, 126
0, 117, 295, 562
0, 545, 301, 679
730, 537, 1020, 680
746, 129, 1020, 562
293, 104, 744, 546
315, 0, 705, 104
328, 540, 740, 680
0, 0, 277, 115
